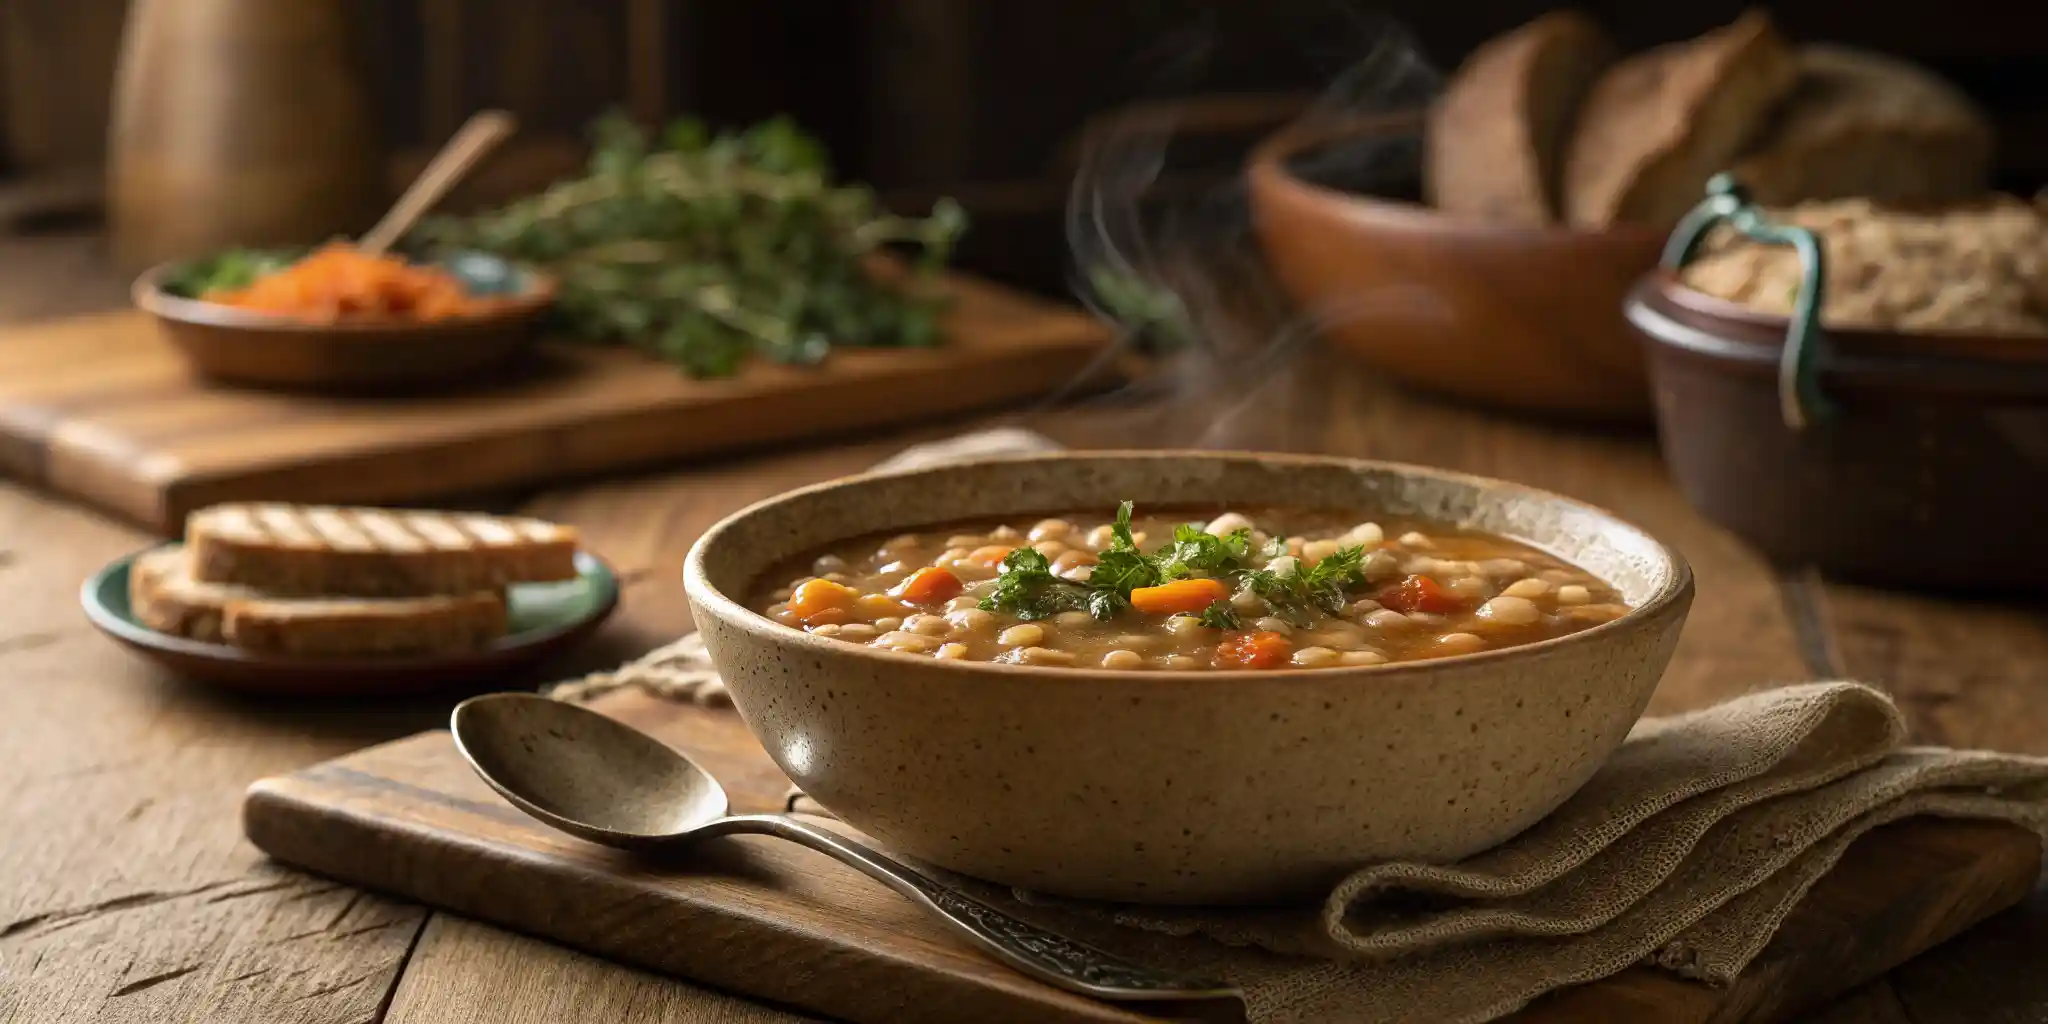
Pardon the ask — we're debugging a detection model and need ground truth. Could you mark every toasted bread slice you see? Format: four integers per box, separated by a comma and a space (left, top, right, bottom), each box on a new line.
188, 503, 578, 597
132, 545, 509, 656
1732, 45, 1993, 208
1426, 10, 1616, 225
1563, 10, 1798, 229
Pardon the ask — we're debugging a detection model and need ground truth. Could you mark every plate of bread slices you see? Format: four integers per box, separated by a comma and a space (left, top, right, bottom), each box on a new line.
82, 502, 618, 693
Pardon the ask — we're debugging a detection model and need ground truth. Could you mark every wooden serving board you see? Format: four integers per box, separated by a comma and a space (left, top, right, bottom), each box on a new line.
244, 689, 2042, 1024
0, 273, 1113, 535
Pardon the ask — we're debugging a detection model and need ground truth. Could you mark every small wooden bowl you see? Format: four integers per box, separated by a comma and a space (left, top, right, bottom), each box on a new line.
1246, 113, 1662, 421
134, 250, 558, 392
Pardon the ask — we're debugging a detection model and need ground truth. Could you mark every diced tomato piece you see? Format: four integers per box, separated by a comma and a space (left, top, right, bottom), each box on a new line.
890, 566, 964, 605
1378, 574, 1461, 614
1129, 578, 1231, 616
1214, 630, 1293, 669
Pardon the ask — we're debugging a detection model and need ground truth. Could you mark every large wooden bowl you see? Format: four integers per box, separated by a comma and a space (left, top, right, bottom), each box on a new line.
133, 251, 557, 392
684, 451, 1693, 904
1246, 115, 1663, 421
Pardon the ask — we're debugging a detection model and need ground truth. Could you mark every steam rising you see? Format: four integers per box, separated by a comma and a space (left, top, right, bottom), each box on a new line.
1045, 11, 1446, 449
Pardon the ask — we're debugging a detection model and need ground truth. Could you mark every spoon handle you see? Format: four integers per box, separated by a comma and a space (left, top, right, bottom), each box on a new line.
708, 814, 1240, 1004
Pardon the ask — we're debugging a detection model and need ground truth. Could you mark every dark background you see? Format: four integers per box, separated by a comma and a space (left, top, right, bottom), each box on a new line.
5, 0, 2045, 292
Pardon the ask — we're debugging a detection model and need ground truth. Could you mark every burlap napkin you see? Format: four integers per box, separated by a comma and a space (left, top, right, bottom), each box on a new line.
549, 429, 2048, 1023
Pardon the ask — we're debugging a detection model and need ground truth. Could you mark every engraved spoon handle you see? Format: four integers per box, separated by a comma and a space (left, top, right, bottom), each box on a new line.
703, 814, 1240, 1004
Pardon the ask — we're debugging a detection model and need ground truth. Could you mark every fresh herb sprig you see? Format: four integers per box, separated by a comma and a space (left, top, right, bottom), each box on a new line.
412, 112, 969, 378
978, 502, 1371, 627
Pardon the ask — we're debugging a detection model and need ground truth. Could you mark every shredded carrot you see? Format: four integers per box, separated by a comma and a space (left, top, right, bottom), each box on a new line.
1129, 578, 1230, 616
202, 243, 511, 322
890, 566, 964, 605
1215, 631, 1293, 669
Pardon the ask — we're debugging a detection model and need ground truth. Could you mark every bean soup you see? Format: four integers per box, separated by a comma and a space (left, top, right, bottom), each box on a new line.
750, 504, 1628, 670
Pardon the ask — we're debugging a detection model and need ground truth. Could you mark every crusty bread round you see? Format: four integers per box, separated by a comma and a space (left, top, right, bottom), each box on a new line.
1563, 9, 1799, 229
1732, 45, 1994, 208
1426, 10, 1616, 226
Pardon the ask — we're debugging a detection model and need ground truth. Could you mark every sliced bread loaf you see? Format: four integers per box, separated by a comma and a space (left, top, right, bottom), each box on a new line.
188, 503, 578, 597
132, 545, 509, 656
1732, 45, 1994, 208
1426, 10, 1616, 225
1563, 10, 1798, 229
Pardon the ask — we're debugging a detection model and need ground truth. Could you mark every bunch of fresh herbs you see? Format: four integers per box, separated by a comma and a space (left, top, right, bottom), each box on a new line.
978, 501, 1368, 627
410, 112, 969, 377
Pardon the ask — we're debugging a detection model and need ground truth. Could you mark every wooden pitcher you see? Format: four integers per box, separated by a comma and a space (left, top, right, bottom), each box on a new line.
108, 0, 383, 274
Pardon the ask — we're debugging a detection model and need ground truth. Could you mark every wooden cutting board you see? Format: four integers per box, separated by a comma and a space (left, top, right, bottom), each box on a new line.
243, 688, 2042, 1024
0, 273, 1113, 535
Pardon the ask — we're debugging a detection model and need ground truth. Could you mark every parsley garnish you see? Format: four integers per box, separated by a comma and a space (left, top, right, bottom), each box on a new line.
977, 504, 1369, 626
976, 547, 1098, 620
1197, 600, 1242, 630
1244, 546, 1368, 626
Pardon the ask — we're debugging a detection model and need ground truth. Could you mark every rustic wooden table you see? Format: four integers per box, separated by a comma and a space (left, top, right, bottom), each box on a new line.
2, 229, 2044, 1024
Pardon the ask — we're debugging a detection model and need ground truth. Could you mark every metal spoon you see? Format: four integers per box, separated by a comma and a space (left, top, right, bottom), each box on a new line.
450, 693, 1240, 1006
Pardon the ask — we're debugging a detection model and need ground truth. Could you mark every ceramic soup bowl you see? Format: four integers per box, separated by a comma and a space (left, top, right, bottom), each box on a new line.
684, 452, 1692, 904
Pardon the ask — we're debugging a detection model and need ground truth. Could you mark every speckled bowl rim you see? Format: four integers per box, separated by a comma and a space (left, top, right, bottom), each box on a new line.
684, 450, 1694, 686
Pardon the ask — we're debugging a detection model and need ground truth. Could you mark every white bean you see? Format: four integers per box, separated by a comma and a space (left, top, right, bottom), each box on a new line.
1084, 525, 1116, 549
1232, 589, 1270, 613
1165, 615, 1211, 638
1348, 522, 1385, 547
1254, 617, 1294, 635
1264, 555, 1300, 577
937, 546, 972, 564
946, 608, 994, 631
1434, 632, 1487, 656
1301, 539, 1343, 564
1051, 550, 1097, 574
1112, 634, 1158, 650
810, 623, 842, 636
1033, 540, 1070, 558
1563, 603, 1630, 624
945, 535, 985, 549
904, 614, 952, 637
873, 616, 903, 632
1014, 646, 1076, 666
1291, 646, 1339, 668
934, 642, 969, 660
874, 631, 938, 653
1059, 564, 1095, 583
1054, 610, 1094, 629
1205, 512, 1255, 536
1029, 518, 1074, 540
1361, 550, 1402, 581
877, 560, 909, 574
945, 595, 981, 612
835, 624, 879, 641
1100, 649, 1145, 670
1502, 578, 1551, 599
1160, 655, 1202, 671
1556, 584, 1592, 605
1363, 609, 1414, 632
1398, 531, 1434, 549
1480, 558, 1528, 579
812, 553, 848, 575
998, 623, 1045, 646
1340, 650, 1389, 666
1445, 575, 1492, 600
1476, 595, 1541, 626
988, 525, 1023, 542
1347, 598, 1383, 616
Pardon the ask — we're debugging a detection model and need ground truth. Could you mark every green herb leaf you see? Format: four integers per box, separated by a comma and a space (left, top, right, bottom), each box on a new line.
978, 547, 1097, 621
1246, 545, 1368, 626
409, 111, 968, 378
1198, 600, 1242, 631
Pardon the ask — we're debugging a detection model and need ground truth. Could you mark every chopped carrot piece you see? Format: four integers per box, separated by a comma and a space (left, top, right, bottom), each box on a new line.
788, 578, 860, 624
1215, 631, 1293, 669
1378, 574, 1462, 614
891, 566, 964, 605
1129, 578, 1231, 616
965, 545, 1016, 567
201, 242, 510, 322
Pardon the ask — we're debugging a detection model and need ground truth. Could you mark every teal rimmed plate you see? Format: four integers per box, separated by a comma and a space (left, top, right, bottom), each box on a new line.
82, 547, 618, 695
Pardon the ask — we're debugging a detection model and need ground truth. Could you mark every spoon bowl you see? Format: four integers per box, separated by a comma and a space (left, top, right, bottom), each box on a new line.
449, 693, 1240, 1006
452, 692, 727, 849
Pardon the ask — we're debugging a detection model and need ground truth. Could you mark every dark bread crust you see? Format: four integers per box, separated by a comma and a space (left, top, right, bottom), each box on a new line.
1427, 10, 1616, 225
187, 503, 578, 597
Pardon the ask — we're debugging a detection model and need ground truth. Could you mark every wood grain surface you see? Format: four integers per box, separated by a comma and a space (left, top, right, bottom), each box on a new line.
4, 229, 2047, 1024
0, 270, 1112, 536
242, 689, 2041, 1024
